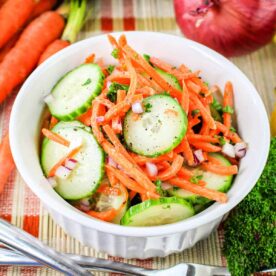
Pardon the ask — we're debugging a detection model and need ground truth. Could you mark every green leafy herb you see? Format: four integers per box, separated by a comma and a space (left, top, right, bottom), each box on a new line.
161, 91, 170, 96
223, 138, 276, 276
144, 103, 152, 113
230, 126, 236, 133
190, 175, 203, 184
82, 78, 91, 86
107, 82, 129, 102
204, 81, 209, 87
111, 48, 119, 59
218, 136, 226, 146
222, 105, 234, 114
211, 98, 223, 112
107, 65, 115, 74
192, 109, 200, 117
154, 180, 167, 197
143, 54, 151, 63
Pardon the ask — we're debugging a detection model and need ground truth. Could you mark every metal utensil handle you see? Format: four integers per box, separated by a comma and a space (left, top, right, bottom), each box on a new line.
0, 218, 92, 276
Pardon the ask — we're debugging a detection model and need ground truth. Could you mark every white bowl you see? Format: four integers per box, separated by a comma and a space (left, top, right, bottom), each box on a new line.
10, 32, 270, 259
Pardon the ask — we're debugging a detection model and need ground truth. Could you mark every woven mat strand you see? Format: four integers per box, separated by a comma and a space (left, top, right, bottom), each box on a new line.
0, 0, 275, 275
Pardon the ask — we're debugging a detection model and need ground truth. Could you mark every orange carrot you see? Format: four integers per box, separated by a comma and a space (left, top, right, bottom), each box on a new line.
187, 80, 201, 94
87, 208, 117, 222
118, 34, 127, 48
0, 0, 36, 48
77, 108, 92, 126
91, 101, 105, 143
31, 0, 57, 19
174, 137, 194, 166
0, 11, 65, 103
48, 145, 82, 177
85, 53, 95, 64
223, 81, 234, 129
106, 74, 130, 85
187, 134, 219, 144
42, 128, 70, 147
156, 155, 184, 181
112, 90, 126, 133
177, 167, 206, 186
95, 97, 115, 109
0, 134, 15, 194
168, 177, 228, 203
130, 152, 174, 165
38, 39, 70, 65
181, 80, 189, 114
49, 116, 59, 129
189, 141, 221, 152
123, 45, 182, 101
129, 191, 137, 201
0, 31, 20, 63
216, 122, 242, 143
97, 185, 121, 196
124, 57, 137, 99
201, 162, 238, 175
106, 169, 117, 187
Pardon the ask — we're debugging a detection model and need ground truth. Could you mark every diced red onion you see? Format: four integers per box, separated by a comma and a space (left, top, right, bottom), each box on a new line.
43, 94, 54, 104
132, 101, 144, 114
65, 158, 78, 170
47, 177, 57, 188
55, 166, 71, 179
161, 182, 173, 190
112, 119, 122, 131
69, 136, 82, 150
222, 143, 235, 158
106, 81, 112, 89
107, 156, 117, 168
80, 197, 90, 207
79, 204, 91, 212
145, 162, 158, 177
193, 149, 204, 164
234, 142, 247, 158
96, 116, 105, 123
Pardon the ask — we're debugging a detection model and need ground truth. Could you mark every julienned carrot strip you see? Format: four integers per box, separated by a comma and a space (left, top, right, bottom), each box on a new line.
189, 93, 217, 129
106, 75, 130, 85
137, 73, 163, 92
189, 141, 221, 152
207, 155, 222, 165
129, 190, 137, 201
85, 53, 95, 63
0, 11, 65, 104
102, 141, 157, 192
118, 34, 127, 48
191, 77, 209, 93
42, 128, 70, 147
124, 57, 137, 99
97, 184, 121, 196
123, 45, 182, 101
48, 145, 82, 177
140, 193, 148, 201
187, 80, 201, 94
223, 81, 234, 129
156, 161, 171, 171
181, 80, 189, 114
156, 155, 184, 181
49, 116, 59, 129
201, 162, 238, 175
174, 137, 194, 166
95, 97, 114, 109
112, 90, 126, 133
104, 94, 143, 122
168, 177, 228, 203
77, 108, 92, 126
216, 122, 242, 143
0, 134, 15, 194
106, 169, 117, 187
177, 167, 206, 187
130, 152, 174, 165
91, 101, 105, 143
87, 208, 117, 222
187, 134, 219, 144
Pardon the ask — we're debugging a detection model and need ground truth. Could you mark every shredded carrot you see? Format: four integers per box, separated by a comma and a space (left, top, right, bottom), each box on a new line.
189, 141, 221, 152
106, 169, 117, 187
187, 80, 201, 94
201, 162, 238, 175
124, 57, 137, 99
91, 101, 105, 143
97, 184, 121, 196
223, 81, 234, 129
129, 190, 137, 201
181, 80, 189, 114
95, 97, 114, 109
118, 34, 127, 48
42, 128, 70, 147
131, 152, 174, 165
174, 137, 194, 166
85, 53, 95, 63
177, 167, 206, 186
87, 208, 117, 222
48, 145, 82, 177
49, 116, 58, 129
77, 108, 92, 126
187, 134, 219, 144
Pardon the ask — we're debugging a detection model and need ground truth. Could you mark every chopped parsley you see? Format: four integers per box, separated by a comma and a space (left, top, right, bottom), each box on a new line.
161, 91, 170, 96
190, 175, 203, 184
107, 65, 115, 74
211, 98, 223, 112
192, 109, 200, 117
143, 54, 151, 63
111, 48, 119, 59
154, 180, 167, 196
230, 126, 236, 133
218, 136, 226, 145
82, 78, 91, 86
107, 82, 129, 102
144, 103, 152, 113
204, 81, 209, 87
222, 105, 234, 114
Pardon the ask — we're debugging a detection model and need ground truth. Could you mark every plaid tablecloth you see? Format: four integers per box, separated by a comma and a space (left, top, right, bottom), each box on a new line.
0, 0, 275, 275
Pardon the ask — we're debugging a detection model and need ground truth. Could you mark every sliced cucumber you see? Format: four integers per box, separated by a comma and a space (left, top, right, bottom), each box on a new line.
47, 64, 104, 121
41, 123, 104, 200
155, 68, 181, 90
120, 197, 194, 226
124, 94, 187, 157
53, 120, 91, 132
168, 153, 233, 204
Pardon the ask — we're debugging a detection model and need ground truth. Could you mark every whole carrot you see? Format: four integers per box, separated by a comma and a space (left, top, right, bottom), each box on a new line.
0, 11, 65, 104
30, 0, 57, 19
0, 0, 36, 48
0, 134, 15, 194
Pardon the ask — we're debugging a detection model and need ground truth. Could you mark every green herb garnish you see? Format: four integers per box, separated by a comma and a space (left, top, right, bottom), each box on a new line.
107, 65, 115, 74
154, 180, 167, 196
222, 105, 234, 114
143, 54, 151, 63
111, 48, 119, 59
192, 109, 200, 117
230, 126, 236, 133
144, 103, 152, 113
218, 136, 226, 145
107, 82, 129, 102
82, 78, 91, 86
190, 175, 203, 184
211, 98, 223, 112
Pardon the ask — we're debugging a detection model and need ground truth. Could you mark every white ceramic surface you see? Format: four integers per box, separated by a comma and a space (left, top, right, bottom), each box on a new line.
10, 32, 270, 259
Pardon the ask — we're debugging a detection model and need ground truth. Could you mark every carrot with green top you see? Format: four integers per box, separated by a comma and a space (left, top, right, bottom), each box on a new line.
168, 177, 228, 203
42, 128, 70, 147
223, 81, 234, 129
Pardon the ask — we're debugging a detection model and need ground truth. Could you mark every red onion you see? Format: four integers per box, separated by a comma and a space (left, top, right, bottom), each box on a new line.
107, 156, 117, 167
47, 177, 57, 188
106, 81, 112, 89
96, 116, 105, 123
145, 162, 158, 177
79, 203, 91, 212
132, 101, 144, 114
161, 182, 173, 190
65, 158, 78, 170
193, 149, 204, 164
43, 94, 54, 104
234, 142, 247, 158
80, 197, 90, 207
55, 165, 71, 179
174, 0, 276, 57
222, 142, 235, 158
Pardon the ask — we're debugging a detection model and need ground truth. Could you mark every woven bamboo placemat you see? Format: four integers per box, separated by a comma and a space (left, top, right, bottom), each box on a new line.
0, 0, 275, 275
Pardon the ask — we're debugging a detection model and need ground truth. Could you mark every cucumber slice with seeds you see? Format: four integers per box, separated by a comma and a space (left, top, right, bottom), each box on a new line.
120, 197, 194, 226
41, 122, 104, 200
123, 94, 187, 157
47, 64, 104, 121
168, 153, 233, 204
